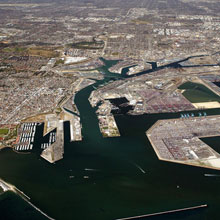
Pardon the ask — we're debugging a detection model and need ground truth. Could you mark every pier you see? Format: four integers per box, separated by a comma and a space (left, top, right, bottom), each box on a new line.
62, 108, 82, 141
116, 204, 207, 220
41, 120, 64, 163
98, 114, 120, 137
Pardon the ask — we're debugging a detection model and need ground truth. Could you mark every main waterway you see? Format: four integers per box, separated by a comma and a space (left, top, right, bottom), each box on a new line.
0, 59, 220, 220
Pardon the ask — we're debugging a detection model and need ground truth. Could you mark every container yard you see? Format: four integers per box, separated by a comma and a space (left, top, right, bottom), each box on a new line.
147, 115, 220, 170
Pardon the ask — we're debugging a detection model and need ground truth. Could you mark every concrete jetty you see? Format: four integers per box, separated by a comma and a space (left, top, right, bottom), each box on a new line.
41, 120, 64, 163
0, 178, 54, 220
116, 204, 207, 220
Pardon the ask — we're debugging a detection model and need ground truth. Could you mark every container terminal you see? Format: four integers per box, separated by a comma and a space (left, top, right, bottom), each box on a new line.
147, 115, 220, 170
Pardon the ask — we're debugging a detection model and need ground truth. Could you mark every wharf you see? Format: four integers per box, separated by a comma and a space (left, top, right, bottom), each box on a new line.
98, 114, 120, 137
147, 115, 220, 170
41, 120, 64, 163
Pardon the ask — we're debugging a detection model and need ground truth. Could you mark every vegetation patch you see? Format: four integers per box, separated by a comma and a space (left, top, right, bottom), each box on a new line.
67, 41, 104, 50
27, 47, 60, 58
131, 19, 150, 24
0, 128, 9, 135
55, 59, 64, 66
2, 47, 27, 53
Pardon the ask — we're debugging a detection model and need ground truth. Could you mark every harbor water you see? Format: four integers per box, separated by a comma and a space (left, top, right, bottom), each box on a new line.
0, 60, 220, 220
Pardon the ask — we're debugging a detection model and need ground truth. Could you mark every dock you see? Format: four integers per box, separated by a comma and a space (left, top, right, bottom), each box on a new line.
41, 132, 56, 150
62, 108, 82, 141
14, 122, 38, 152
116, 204, 207, 220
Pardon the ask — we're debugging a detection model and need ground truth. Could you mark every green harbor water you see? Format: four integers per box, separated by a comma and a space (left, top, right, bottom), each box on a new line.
0, 63, 220, 220
179, 81, 220, 103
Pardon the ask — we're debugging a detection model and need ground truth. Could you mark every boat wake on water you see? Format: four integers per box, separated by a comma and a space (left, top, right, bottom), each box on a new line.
84, 168, 100, 172
133, 163, 146, 174
204, 174, 220, 177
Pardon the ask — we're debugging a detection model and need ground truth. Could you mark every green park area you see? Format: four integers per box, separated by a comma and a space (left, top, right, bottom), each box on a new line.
0, 128, 9, 135
68, 41, 104, 50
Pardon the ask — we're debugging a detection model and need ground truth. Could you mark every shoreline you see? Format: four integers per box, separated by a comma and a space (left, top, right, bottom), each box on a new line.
0, 178, 55, 220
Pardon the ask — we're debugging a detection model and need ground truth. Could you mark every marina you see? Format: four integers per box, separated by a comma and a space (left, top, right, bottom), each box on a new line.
41, 132, 56, 150
14, 123, 39, 152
